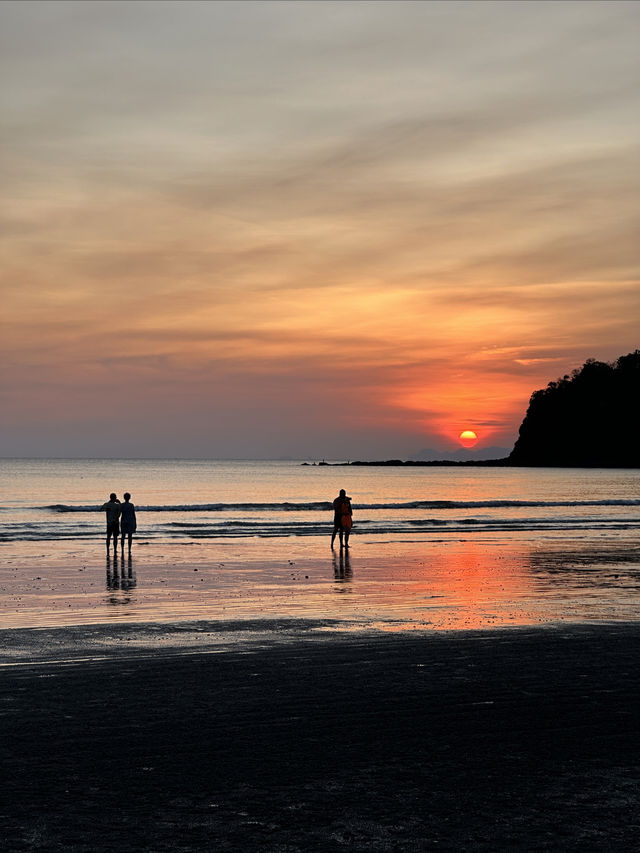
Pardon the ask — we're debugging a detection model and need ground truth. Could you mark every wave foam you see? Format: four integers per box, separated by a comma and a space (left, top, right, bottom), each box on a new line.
42, 498, 640, 513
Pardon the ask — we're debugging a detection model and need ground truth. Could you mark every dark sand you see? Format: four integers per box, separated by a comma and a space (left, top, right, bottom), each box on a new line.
1, 622, 639, 851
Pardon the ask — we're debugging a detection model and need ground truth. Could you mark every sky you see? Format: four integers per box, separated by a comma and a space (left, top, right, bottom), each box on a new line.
1, 0, 639, 459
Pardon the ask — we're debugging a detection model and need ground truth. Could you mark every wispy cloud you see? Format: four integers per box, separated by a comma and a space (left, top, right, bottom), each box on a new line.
1, 0, 639, 457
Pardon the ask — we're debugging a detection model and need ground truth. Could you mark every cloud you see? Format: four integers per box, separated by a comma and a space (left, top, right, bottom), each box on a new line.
1, 0, 639, 457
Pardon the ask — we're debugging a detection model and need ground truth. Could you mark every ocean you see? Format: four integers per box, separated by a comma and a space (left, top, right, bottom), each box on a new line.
1, 459, 639, 630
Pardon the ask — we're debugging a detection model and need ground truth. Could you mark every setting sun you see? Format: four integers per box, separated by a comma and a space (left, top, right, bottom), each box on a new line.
459, 430, 478, 448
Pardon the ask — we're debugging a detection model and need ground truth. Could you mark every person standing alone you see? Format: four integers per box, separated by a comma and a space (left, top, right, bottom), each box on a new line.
331, 488, 353, 549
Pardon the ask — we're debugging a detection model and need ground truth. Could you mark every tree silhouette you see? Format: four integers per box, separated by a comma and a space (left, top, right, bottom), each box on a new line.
509, 350, 640, 467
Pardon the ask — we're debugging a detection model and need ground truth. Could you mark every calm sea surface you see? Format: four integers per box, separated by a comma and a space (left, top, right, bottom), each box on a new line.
1, 459, 639, 631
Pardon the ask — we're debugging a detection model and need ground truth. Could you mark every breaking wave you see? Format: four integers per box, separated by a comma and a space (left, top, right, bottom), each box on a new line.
3, 514, 639, 542
42, 498, 640, 513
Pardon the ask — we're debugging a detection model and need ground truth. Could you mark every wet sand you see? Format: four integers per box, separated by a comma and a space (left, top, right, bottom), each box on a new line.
1, 621, 639, 851
3, 536, 640, 631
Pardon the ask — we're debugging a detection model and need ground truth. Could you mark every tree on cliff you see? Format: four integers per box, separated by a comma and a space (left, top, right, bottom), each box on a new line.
509, 350, 640, 467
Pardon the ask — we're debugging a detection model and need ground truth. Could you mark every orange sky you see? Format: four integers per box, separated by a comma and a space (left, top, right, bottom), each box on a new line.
1, 1, 639, 458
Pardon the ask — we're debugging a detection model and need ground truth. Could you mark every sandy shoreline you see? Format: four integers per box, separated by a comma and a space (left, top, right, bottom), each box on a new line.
1, 621, 639, 851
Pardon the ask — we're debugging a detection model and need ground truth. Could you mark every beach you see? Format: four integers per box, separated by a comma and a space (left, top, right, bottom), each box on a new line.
1, 620, 639, 851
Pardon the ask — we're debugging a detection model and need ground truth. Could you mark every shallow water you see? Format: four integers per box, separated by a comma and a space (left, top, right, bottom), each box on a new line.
3, 459, 640, 544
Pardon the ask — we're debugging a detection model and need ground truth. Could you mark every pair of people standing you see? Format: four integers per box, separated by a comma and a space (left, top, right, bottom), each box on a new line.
100, 492, 137, 554
331, 488, 353, 549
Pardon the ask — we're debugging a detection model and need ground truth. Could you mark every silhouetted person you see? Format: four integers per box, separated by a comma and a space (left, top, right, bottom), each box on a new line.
331, 488, 353, 549
120, 492, 137, 554
100, 493, 121, 555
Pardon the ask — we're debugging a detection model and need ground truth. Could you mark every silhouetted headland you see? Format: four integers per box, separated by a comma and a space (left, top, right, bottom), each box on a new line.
308, 350, 640, 469
509, 350, 640, 467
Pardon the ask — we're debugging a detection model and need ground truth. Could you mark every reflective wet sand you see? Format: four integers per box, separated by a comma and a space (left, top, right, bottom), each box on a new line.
1, 534, 639, 632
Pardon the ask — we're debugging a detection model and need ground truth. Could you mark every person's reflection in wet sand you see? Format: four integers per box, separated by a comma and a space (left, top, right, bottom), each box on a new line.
106, 553, 136, 597
333, 548, 353, 583
106, 552, 119, 590
121, 555, 137, 592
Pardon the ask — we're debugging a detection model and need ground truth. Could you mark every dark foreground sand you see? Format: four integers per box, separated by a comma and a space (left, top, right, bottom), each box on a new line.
1, 623, 639, 852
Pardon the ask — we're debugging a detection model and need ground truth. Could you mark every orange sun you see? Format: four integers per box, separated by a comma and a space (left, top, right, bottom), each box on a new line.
459, 429, 478, 448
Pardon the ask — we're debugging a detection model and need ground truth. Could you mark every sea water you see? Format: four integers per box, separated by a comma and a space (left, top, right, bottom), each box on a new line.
3, 458, 640, 544
1, 459, 639, 630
